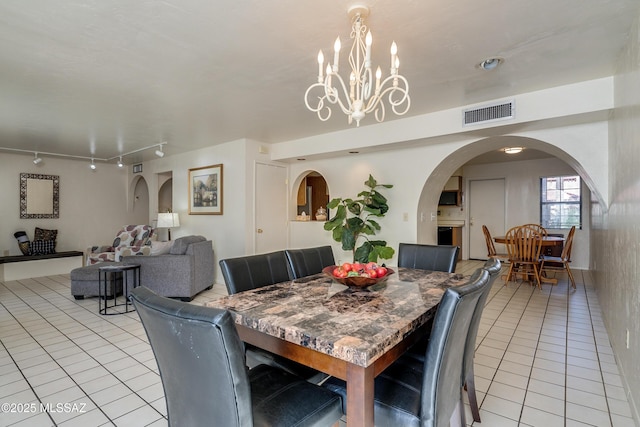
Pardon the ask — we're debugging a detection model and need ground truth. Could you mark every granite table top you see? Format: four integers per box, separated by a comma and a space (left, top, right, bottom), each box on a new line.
206, 268, 467, 368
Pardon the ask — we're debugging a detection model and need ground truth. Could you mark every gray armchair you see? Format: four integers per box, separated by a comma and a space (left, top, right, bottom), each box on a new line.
123, 235, 214, 301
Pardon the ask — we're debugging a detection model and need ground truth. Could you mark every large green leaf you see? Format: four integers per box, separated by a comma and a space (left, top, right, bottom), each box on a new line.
327, 198, 342, 209
367, 219, 381, 230
365, 175, 377, 189
341, 227, 356, 250
332, 225, 343, 242
354, 242, 372, 263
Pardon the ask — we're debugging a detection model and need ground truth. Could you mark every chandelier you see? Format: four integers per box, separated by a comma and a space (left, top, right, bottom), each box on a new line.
304, 6, 410, 127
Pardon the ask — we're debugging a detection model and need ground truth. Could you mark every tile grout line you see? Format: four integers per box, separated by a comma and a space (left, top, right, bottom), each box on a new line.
1, 277, 165, 426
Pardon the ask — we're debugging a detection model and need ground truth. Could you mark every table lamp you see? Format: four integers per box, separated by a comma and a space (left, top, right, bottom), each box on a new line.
157, 212, 180, 241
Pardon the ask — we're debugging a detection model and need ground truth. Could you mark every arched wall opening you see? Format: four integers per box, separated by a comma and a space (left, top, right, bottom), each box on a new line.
290, 170, 330, 221
128, 174, 150, 225
416, 136, 603, 269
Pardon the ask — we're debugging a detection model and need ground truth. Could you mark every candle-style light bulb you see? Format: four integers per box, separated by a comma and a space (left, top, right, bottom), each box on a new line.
390, 41, 397, 69
333, 37, 341, 70
317, 50, 324, 79
365, 31, 372, 65
375, 66, 382, 92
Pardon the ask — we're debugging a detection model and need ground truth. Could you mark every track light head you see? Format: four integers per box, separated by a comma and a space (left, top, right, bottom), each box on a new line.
33, 153, 42, 165
155, 145, 165, 158
117, 156, 124, 168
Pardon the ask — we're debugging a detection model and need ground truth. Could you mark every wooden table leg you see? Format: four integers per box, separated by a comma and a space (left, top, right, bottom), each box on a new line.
346, 364, 375, 427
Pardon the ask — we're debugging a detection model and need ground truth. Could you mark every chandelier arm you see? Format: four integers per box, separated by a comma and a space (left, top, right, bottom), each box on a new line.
324, 73, 355, 116
376, 75, 410, 115
374, 101, 387, 123
304, 83, 332, 121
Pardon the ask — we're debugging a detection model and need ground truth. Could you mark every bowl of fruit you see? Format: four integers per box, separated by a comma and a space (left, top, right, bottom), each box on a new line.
323, 262, 394, 288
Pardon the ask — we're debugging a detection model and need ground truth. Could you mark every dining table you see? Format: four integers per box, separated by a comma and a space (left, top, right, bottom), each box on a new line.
492, 235, 564, 246
205, 267, 468, 427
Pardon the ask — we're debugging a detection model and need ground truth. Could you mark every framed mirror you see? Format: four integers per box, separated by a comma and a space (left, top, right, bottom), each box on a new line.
20, 173, 59, 219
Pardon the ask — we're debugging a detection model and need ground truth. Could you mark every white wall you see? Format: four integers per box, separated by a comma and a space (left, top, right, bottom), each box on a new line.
0, 152, 133, 256
137, 138, 279, 283
592, 12, 640, 422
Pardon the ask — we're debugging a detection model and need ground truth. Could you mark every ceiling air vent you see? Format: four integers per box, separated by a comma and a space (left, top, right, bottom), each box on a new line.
463, 100, 514, 126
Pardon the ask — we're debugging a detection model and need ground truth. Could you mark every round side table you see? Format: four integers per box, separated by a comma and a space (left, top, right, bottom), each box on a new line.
98, 263, 141, 315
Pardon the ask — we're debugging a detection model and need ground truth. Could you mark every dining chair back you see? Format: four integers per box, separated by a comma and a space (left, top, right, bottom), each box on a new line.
481, 225, 508, 261
541, 225, 577, 289
285, 246, 336, 279
323, 269, 491, 427
129, 287, 343, 427
219, 251, 327, 383
504, 226, 543, 288
219, 250, 291, 295
521, 223, 548, 237
398, 243, 460, 273
462, 258, 501, 423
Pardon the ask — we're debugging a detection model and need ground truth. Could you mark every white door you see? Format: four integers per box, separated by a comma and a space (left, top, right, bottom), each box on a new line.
255, 162, 288, 253
468, 178, 506, 259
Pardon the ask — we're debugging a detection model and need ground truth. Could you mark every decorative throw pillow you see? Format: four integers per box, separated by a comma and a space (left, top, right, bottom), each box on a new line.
14, 231, 30, 255
34, 227, 58, 241
150, 241, 173, 256
29, 239, 56, 255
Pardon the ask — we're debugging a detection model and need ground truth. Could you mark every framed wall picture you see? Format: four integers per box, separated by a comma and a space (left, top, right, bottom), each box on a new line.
188, 164, 223, 215
20, 173, 60, 219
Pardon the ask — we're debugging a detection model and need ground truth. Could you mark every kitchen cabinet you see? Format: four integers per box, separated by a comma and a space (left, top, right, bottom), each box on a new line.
439, 176, 462, 206
444, 176, 461, 191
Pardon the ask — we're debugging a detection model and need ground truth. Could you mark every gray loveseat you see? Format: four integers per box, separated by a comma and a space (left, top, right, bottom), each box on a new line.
122, 235, 215, 301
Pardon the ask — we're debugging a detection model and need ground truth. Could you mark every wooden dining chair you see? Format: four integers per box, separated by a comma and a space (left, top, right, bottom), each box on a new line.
129, 287, 343, 427
521, 223, 548, 238
481, 225, 508, 261
504, 226, 544, 288
540, 225, 577, 289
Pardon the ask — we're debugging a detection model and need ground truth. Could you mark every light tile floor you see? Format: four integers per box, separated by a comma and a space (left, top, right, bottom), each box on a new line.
0, 261, 637, 426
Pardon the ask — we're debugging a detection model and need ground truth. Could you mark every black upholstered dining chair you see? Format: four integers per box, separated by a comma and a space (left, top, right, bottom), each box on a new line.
462, 258, 501, 422
323, 268, 490, 427
397, 243, 460, 273
130, 287, 342, 427
219, 250, 292, 295
219, 251, 327, 383
285, 246, 336, 279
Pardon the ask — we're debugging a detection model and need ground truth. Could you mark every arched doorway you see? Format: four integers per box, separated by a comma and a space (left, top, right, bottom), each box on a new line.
129, 175, 150, 224
417, 136, 604, 270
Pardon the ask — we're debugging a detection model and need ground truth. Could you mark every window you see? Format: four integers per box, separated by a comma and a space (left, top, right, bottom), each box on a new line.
540, 175, 581, 229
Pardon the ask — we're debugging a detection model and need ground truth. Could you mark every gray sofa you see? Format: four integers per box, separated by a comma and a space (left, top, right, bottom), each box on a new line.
122, 235, 215, 301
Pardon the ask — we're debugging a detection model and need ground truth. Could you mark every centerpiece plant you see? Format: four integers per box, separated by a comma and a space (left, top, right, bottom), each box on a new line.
324, 175, 395, 264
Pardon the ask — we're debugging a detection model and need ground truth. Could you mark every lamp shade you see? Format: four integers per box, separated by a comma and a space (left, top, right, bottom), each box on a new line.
157, 212, 180, 228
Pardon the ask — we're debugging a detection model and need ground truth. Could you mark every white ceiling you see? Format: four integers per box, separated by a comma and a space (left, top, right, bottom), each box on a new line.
0, 0, 638, 165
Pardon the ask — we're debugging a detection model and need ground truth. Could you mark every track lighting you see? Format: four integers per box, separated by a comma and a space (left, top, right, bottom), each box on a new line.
1, 141, 169, 167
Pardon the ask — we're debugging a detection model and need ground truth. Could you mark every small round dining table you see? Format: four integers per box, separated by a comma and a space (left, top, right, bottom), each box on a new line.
493, 235, 564, 246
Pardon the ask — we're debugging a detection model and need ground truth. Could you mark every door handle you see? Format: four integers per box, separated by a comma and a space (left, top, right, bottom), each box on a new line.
257, 228, 263, 234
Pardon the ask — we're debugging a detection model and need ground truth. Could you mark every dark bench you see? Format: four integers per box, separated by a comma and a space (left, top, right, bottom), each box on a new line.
0, 251, 84, 264
0, 251, 84, 281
